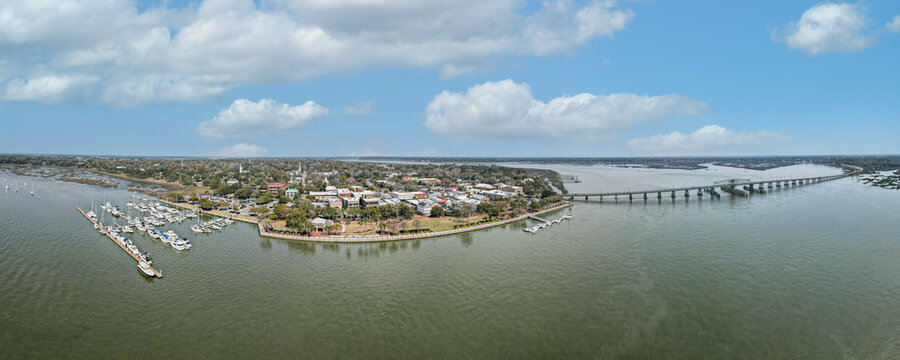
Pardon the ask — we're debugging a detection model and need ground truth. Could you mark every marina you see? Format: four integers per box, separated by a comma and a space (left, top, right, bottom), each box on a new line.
76, 207, 162, 278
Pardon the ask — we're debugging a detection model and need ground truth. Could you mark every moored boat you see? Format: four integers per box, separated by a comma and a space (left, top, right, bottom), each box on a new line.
137, 261, 156, 277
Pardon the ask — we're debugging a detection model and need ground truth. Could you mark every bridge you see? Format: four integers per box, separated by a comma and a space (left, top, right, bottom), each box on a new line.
564, 165, 862, 202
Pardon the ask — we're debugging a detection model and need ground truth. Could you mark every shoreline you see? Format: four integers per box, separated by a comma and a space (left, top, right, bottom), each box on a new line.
161, 198, 574, 243
257, 202, 574, 243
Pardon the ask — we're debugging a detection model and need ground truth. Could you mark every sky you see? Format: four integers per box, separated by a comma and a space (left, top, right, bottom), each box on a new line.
0, 0, 899, 158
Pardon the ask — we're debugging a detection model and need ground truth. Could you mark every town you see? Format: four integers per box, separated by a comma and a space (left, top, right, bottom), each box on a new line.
0, 155, 568, 238
180, 160, 568, 238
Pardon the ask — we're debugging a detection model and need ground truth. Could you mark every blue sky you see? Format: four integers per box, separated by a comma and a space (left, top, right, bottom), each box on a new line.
0, 0, 898, 157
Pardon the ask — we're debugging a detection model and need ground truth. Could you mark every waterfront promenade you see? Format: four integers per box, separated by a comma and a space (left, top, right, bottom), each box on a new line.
161, 199, 574, 243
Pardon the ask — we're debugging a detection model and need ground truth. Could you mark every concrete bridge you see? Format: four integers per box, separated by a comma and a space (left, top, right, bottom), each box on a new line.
565, 165, 862, 202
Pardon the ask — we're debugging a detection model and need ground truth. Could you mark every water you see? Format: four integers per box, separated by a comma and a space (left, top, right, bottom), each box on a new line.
1, 165, 899, 358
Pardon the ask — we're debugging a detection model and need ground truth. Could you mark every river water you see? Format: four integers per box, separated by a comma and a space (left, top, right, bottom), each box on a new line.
1, 164, 899, 359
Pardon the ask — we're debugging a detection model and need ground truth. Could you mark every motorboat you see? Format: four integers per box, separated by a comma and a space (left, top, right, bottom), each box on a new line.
137, 261, 155, 277
171, 239, 188, 251
139, 252, 152, 264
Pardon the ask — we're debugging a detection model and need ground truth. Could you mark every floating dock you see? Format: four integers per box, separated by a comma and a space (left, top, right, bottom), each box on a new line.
524, 214, 573, 233
76, 207, 162, 278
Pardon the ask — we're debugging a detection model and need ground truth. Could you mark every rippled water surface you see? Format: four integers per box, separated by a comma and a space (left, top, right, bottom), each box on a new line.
1, 165, 899, 358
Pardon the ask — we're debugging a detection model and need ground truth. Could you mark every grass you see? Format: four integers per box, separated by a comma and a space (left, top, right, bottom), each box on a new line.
344, 214, 488, 234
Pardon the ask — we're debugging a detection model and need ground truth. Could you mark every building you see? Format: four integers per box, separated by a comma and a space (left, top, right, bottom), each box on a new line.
342, 197, 360, 209
391, 191, 415, 200
361, 197, 382, 208
337, 188, 353, 198
285, 188, 299, 199
359, 190, 378, 199
418, 178, 441, 186
327, 198, 343, 209
308, 191, 337, 201
499, 184, 524, 195
416, 199, 437, 216
473, 183, 495, 191
483, 190, 510, 199
266, 182, 286, 193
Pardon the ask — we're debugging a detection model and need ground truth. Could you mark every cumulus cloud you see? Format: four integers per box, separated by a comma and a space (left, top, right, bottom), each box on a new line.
213, 143, 269, 157
887, 15, 900, 32
197, 98, 329, 140
343, 101, 373, 116
776, 3, 873, 55
2, 74, 99, 103
424, 80, 708, 143
0, 0, 634, 106
625, 125, 790, 156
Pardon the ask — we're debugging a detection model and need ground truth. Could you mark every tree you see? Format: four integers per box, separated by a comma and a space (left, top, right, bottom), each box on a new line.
279, 195, 291, 204
430, 205, 444, 217
198, 198, 214, 211
234, 187, 253, 199
256, 194, 272, 204
510, 196, 527, 210
273, 204, 290, 219
286, 213, 313, 234
456, 202, 475, 223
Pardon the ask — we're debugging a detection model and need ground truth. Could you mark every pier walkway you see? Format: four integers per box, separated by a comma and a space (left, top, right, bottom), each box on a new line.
565, 165, 862, 201
76, 207, 162, 278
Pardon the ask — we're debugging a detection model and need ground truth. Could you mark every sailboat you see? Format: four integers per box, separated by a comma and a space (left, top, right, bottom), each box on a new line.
30, 184, 34, 196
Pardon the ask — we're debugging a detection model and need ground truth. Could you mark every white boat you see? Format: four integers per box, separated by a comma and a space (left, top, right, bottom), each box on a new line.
191, 224, 205, 233
137, 261, 155, 277
139, 252, 152, 264
171, 239, 187, 251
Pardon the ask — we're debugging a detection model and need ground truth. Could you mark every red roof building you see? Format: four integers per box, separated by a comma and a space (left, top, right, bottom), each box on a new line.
266, 182, 286, 193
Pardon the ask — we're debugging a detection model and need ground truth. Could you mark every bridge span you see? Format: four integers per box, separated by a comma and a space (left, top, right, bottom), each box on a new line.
564, 165, 862, 202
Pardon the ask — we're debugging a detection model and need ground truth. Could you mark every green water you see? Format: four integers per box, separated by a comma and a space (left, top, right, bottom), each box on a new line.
1, 166, 899, 359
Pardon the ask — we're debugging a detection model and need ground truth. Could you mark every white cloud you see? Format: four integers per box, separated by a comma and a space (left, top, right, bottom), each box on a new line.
2, 74, 99, 103
778, 3, 873, 55
625, 125, 790, 156
213, 143, 268, 157
196, 98, 329, 140
424, 79, 708, 143
886, 15, 900, 32
0, 0, 634, 106
343, 101, 373, 116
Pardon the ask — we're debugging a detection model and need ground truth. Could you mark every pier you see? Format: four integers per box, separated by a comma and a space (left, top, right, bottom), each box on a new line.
76, 207, 162, 278
565, 165, 861, 202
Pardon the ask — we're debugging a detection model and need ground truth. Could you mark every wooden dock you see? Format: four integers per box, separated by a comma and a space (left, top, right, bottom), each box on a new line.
76, 207, 162, 278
